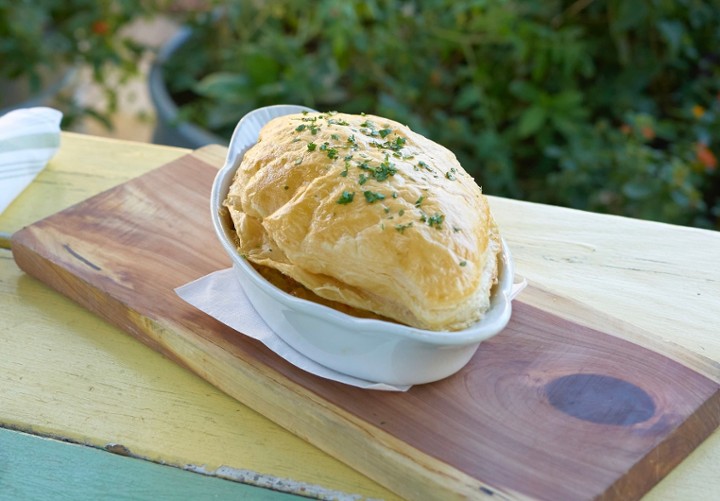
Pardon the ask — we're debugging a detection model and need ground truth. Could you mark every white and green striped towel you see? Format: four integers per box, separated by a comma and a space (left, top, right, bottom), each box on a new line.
0, 107, 62, 214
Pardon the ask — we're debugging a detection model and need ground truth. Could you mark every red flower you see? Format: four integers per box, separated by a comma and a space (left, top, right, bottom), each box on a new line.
92, 20, 110, 35
696, 143, 717, 170
640, 125, 655, 140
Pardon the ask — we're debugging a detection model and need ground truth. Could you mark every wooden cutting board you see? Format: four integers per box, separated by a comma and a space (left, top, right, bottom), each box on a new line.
11, 149, 720, 501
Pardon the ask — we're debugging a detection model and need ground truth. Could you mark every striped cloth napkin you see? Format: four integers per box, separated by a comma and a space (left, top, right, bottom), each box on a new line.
0, 107, 63, 214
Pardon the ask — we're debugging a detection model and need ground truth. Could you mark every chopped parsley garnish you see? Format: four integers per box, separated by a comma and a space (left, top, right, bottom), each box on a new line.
427, 212, 445, 228
395, 222, 413, 233
379, 128, 392, 138
295, 124, 306, 132
445, 171, 456, 180
418, 160, 431, 171
358, 173, 369, 185
373, 161, 397, 181
363, 191, 386, 203
459, 260, 467, 267
318, 142, 338, 159
307, 142, 317, 151
398, 209, 405, 216
337, 191, 355, 204
387, 137, 406, 151
330, 133, 340, 140
415, 196, 425, 207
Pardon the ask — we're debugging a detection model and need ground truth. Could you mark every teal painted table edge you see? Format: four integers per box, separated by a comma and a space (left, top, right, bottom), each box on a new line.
0, 427, 305, 500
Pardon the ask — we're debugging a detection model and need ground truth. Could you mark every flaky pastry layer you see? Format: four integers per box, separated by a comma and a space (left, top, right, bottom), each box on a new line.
224, 112, 501, 331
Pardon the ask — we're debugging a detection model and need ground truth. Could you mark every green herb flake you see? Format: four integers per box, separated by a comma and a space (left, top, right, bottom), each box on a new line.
330, 119, 349, 126
459, 260, 467, 267
428, 212, 445, 229
307, 142, 317, 151
327, 148, 339, 159
392, 192, 398, 198
395, 222, 413, 233
418, 160, 431, 171
445, 171, 456, 180
398, 209, 405, 216
337, 191, 355, 204
310, 125, 319, 135
415, 196, 425, 207
295, 124, 307, 132
373, 161, 397, 181
358, 173, 369, 185
379, 128, 392, 138
363, 191, 386, 203
388, 137, 406, 151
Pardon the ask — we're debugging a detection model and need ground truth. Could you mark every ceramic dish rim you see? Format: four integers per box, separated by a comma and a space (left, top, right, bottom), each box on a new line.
210, 105, 514, 347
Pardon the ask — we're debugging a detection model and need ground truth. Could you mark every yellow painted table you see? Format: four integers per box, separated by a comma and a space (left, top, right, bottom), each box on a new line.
2, 132, 719, 500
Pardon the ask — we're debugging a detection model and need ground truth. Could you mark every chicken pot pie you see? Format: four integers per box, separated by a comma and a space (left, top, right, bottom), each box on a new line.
224, 111, 501, 331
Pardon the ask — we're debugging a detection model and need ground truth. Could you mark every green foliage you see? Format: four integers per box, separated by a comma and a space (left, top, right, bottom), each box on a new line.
165, 0, 720, 229
0, 0, 161, 126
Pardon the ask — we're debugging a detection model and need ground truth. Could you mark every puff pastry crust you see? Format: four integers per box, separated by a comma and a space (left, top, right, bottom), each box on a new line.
224, 112, 501, 331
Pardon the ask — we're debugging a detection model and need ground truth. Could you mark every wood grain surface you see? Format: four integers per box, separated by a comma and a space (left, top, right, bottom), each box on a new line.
11, 151, 720, 500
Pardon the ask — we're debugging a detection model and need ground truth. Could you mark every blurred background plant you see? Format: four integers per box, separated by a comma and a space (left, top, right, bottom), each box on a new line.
157, 0, 720, 229
8, 0, 715, 229
0, 0, 163, 128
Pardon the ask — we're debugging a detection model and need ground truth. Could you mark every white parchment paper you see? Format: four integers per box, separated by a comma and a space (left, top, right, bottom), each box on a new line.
176, 268, 411, 391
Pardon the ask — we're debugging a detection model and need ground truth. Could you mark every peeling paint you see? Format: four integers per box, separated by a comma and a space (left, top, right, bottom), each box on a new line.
185, 464, 378, 501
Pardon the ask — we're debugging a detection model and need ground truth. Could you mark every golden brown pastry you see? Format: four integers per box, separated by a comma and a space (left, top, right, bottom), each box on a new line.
224, 111, 501, 331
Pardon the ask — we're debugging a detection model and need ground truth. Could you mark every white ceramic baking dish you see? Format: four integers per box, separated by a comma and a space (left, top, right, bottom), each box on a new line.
210, 105, 515, 386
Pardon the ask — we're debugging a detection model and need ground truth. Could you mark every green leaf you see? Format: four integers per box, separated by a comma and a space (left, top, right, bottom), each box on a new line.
517, 106, 546, 138
243, 50, 281, 86
657, 20, 684, 56
622, 181, 653, 200
195, 72, 250, 102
